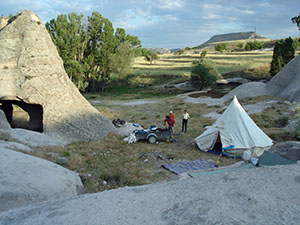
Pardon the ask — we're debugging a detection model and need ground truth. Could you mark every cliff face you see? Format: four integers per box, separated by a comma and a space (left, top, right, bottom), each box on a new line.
201, 31, 265, 46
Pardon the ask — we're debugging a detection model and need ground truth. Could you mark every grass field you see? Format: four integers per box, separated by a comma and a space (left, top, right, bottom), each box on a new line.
129, 49, 273, 86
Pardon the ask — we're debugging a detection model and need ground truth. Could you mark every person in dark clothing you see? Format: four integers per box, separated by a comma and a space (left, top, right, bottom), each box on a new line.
181, 109, 190, 133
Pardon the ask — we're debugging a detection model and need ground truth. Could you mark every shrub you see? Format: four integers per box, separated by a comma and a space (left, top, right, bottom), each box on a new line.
200, 50, 207, 58
237, 43, 244, 50
190, 59, 222, 90
274, 116, 289, 128
244, 41, 263, 51
214, 43, 226, 53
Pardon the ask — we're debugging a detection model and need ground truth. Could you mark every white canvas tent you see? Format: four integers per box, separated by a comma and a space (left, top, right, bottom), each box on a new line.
195, 96, 273, 157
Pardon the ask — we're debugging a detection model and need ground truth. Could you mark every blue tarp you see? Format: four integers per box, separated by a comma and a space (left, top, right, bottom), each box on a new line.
162, 159, 216, 174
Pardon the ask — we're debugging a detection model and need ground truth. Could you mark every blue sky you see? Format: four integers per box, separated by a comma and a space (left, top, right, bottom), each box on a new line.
1, 0, 300, 48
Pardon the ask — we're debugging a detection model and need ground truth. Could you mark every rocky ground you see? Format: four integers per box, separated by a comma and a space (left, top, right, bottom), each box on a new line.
0, 162, 299, 225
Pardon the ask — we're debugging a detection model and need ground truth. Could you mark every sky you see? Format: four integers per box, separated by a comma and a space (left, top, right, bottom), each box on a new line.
1, 0, 300, 48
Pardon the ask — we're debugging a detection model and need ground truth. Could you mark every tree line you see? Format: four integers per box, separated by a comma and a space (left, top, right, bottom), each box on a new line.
45, 12, 143, 92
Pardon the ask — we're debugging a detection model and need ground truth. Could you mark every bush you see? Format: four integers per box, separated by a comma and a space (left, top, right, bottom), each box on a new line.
237, 43, 244, 50
174, 49, 184, 55
244, 41, 263, 51
215, 43, 226, 53
200, 50, 207, 58
274, 116, 289, 128
190, 59, 222, 90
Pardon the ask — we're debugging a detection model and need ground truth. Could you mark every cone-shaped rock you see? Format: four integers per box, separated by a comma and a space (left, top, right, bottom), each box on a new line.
266, 55, 300, 102
0, 10, 115, 142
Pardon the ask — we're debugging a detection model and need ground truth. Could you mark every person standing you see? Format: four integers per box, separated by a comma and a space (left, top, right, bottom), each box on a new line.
181, 109, 190, 133
164, 115, 175, 142
169, 110, 175, 121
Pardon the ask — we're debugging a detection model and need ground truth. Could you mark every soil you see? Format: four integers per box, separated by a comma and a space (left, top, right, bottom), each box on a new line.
188, 83, 240, 98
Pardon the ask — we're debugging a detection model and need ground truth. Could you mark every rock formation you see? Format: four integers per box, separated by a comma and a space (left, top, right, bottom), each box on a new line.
269, 141, 300, 162
0, 162, 299, 224
0, 147, 83, 211
266, 55, 300, 102
0, 10, 115, 143
0, 16, 8, 30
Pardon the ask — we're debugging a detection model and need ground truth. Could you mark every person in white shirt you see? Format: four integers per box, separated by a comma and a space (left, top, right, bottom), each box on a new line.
181, 109, 190, 133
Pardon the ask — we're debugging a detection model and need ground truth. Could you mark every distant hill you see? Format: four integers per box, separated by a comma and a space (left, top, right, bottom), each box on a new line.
147, 48, 170, 54
200, 31, 266, 47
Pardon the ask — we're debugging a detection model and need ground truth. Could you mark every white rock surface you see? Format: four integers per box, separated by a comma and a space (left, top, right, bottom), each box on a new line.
1, 128, 68, 147
0, 164, 299, 224
222, 81, 266, 102
179, 82, 267, 106
0, 140, 31, 152
0, 147, 83, 211
0, 10, 115, 143
203, 100, 277, 119
266, 55, 300, 102
0, 110, 10, 129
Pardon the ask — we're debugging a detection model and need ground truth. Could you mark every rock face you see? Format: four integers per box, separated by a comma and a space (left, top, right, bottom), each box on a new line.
0, 16, 8, 30
0, 110, 10, 129
0, 10, 115, 143
0, 163, 299, 224
222, 81, 266, 102
269, 141, 300, 162
0, 147, 83, 211
266, 55, 300, 102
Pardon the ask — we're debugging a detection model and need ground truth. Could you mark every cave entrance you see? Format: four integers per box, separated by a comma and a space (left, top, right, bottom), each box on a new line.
0, 100, 43, 132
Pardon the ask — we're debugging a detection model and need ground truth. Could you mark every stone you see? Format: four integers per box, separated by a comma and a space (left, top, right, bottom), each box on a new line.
269, 141, 300, 162
0, 10, 115, 143
0, 163, 299, 224
0, 110, 10, 129
266, 55, 300, 102
0, 147, 83, 211
0, 16, 8, 30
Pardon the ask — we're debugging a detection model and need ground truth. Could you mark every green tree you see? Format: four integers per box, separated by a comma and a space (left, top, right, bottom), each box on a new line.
270, 37, 297, 76
144, 51, 159, 64
190, 59, 222, 90
292, 12, 300, 30
84, 12, 116, 92
175, 49, 184, 55
200, 50, 207, 58
46, 13, 88, 91
46, 11, 141, 92
244, 41, 263, 51
109, 41, 134, 86
214, 43, 226, 53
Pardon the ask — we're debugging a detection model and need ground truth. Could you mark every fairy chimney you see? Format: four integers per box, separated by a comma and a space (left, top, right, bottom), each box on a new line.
0, 16, 8, 30
0, 10, 115, 143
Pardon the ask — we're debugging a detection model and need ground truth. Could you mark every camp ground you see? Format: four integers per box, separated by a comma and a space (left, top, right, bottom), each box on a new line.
162, 96, 295, 176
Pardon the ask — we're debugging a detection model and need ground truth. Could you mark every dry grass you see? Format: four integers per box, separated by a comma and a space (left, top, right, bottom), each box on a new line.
5, 93, 295, 194
131, 50, 273, 83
